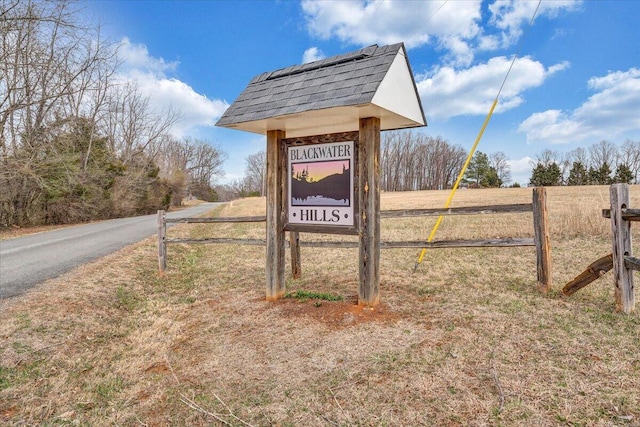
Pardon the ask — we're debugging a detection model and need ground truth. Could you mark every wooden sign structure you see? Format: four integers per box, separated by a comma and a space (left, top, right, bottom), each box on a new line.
217, 43, 426, 306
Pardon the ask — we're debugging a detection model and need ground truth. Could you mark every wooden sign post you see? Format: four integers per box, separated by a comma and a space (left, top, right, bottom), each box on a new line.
358, 117, 381, 306
265, 129, 286, 301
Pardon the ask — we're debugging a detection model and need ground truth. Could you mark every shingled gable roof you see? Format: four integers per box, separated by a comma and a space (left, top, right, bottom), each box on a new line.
215, 43, 426, 137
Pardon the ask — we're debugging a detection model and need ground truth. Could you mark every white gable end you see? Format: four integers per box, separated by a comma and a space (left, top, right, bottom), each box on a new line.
371, 50, 425, 127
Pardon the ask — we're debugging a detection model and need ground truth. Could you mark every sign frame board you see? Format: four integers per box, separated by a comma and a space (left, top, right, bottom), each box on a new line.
283, 133, 359, 235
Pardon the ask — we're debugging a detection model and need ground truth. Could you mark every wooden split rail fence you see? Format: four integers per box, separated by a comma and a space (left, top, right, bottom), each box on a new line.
563, 183, 636, 313
158, 187, 551, 290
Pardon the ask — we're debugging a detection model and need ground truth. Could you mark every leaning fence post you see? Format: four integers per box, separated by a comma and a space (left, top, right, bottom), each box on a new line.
157, 210, 167, 276
610, 184, 635, 313
532, 187, 552, 292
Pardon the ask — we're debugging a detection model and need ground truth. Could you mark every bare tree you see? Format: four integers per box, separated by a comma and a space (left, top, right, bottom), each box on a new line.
619, 139, 640, 182
0, 0, 185, 226
380, 130, 466, 191
101, 81, 180, 165
589, 140, 618, 170
489, 151, 511, 187
567, 147, 590, 168
533, 149, 560, 167
187, 137, 226, 186
243, 151, 266, 196
156, 136, 226, 205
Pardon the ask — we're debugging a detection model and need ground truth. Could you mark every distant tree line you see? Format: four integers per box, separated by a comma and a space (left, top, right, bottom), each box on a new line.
529, 140, 640, 186
228, 131, 513, 200
380, 131, 513, 190
0, 1, 225, 227
381, 131, 469, 191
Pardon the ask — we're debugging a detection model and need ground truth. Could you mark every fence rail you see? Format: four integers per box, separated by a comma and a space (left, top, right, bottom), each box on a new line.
157, 188, 550, 291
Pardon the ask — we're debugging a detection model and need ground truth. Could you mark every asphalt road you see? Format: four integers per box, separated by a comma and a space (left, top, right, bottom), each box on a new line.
0, 203, 222, 299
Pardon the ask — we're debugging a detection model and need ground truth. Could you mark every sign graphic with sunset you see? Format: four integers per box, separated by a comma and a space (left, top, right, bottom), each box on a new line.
288, 141, 354, 227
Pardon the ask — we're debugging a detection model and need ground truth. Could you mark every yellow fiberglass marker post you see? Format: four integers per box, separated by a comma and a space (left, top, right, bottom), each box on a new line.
413, 97, 499, 272
412, 0, 542, 273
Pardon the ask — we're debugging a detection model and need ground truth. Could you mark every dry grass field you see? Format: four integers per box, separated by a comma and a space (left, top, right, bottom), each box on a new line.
1, 186, 639, 426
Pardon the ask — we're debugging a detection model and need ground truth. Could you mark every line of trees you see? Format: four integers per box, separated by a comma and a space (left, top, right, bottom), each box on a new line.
380, 131, 513, 190
1, 1, 225, 227
229, 133, 640, 201
226, 131, 513, 200
529, 140, 640, 186
381, 131, 468, 191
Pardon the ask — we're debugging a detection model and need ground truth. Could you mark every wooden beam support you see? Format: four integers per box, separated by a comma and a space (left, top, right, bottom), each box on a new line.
358, 117, 381, 307
165, 216, 266, 223
602, 208, 640, 221
166, 238, 267, 246
624, 256, 640, 272
562, 254, 613, 296
266, 129, 287, 301
290, 231, 301, 279
295, 238, 534, 248
610, 184, 635, 313
157, 210, 166, 276
532, 187, 552, 292
381, 203, 532, 218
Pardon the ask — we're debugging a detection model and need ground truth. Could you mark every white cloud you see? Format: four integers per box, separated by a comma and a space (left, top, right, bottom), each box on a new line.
302, 0, 482, 65
116, 38, 229, 137
518, 68, 640, 144
417, 56, 568, 120
302, 46, 325, 63
118, 37, 178, 76
509, 156, 534, 172
487, 0, 582, 49
508, 156, 534, 185
302, 0, 581, 66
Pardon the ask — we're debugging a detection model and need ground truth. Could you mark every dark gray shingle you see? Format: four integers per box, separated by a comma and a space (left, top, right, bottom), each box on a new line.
216, 43, 407, 127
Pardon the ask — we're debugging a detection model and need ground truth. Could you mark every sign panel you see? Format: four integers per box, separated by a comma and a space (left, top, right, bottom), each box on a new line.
287, 141, 354, 228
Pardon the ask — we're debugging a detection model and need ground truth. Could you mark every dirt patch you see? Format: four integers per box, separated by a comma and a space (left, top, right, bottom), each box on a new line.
272, 298, 400, 330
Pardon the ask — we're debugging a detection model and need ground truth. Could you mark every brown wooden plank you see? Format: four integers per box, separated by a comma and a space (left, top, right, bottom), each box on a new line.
166, 204, 533, 224
282, 131, 359, 146
624, 256, 640, 271
164, 237, 536, 248
532, 187, 552, 292
381, 238, 535, 248
290, 231, 301, 279
165, 216, 266, 223
284, 223, 359, 235
266, 129, 287, 301
602, 208, 640, 221
610, 184, 635, 313
358, 117, 381, 307
166, 238, 266, 245
157, 210, 166, 275
381, 203, 532, 218
294, 238, 534, 248
562, 254, 613, 296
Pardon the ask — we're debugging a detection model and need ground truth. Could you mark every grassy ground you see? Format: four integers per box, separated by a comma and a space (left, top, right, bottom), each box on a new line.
1, 186, 639, 426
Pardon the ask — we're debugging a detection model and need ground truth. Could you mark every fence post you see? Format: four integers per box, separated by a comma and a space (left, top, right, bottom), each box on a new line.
610, 184, 635, 313
532, 187, 552, 292
290, 231, 301, 279
157, 210, 167, 276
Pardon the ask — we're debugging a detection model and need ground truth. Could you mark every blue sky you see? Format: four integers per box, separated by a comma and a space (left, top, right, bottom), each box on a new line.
85, 0, 640, 186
